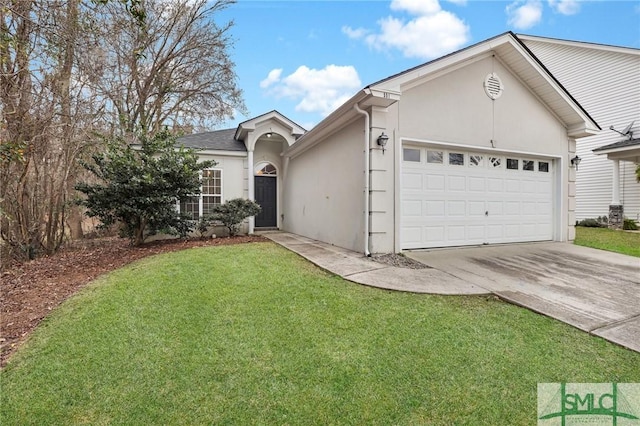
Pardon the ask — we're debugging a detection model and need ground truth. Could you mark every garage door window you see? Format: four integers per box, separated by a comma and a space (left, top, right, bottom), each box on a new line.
427, 150, 443, 164
506, 158, 519, 170
490, 157, 502, 168
403, 148, 421, 162
523, 160, 535, 171
470, 155, 484, 167
539, 161, 549, 172
449, 153, 464, 166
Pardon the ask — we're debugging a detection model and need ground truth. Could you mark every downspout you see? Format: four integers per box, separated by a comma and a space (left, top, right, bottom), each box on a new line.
354, 103, 371, 256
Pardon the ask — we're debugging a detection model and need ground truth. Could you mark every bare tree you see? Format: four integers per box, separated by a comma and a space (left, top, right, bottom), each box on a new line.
1, 0, 244, 263
79, 0, 246, 136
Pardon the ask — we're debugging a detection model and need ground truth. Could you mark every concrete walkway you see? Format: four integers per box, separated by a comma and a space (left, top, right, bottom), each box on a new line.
263, 232, 640, 354
262, 232, 488, 295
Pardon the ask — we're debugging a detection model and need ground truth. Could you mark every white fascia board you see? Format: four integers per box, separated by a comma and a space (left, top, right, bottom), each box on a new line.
196, 150, 247, 157
371, 33, 521, 93
593, 145, 640, 156
518, 34, 640, 56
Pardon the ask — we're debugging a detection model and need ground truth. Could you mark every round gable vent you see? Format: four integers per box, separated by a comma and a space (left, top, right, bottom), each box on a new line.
484, 72, 503, 100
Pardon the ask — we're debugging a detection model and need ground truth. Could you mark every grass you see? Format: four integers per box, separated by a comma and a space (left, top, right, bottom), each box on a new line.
1, 242, 638, 425
574, 226, 640, 257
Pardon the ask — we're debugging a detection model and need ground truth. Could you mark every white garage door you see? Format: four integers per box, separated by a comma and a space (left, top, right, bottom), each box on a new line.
401, 145, 555, 249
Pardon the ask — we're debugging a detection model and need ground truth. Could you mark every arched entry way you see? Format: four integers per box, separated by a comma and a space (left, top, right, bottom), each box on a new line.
254, 162, 278, 228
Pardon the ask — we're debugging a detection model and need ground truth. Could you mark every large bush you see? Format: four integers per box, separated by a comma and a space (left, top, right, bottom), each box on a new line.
76, 131, 215, 245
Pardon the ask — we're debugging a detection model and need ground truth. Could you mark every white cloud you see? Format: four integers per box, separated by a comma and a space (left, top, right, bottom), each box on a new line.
366, 11, 469, 59
391, 0, 441, 15
506, 0, 543, 29
342, 26, 369, 40
261, 65, 362, 117
259, 69, 282, 89
548, 0, 581, 15
352, 0, 469, 60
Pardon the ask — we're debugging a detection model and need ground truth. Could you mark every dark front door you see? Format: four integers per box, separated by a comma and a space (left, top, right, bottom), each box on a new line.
255, 176, 277, 227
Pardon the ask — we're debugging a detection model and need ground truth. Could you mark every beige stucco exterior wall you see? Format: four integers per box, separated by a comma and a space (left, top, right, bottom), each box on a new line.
397, 57, 568, 154
196, 154, 248, 201
282, 119, 366, 252
195, 153, 248, 235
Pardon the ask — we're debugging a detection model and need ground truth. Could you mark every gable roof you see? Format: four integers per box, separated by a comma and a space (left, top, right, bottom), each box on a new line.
370, 31, 599, 136
287, 32, 600, 158
175, 110, 308, 153
235, 110, 306, 142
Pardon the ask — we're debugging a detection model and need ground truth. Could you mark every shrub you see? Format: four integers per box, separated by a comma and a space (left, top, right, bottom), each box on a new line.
76, 131, 215, 245
211, 198, 261, 236
623, 218, 638, 231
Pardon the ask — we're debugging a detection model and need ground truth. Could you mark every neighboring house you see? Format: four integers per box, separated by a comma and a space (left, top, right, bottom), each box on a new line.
179, 32, 600, 254
520, 35, 640, 223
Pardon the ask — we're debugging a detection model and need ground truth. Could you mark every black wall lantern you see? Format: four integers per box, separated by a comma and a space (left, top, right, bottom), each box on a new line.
377, 132, 389, 154
570, 155, 581, 170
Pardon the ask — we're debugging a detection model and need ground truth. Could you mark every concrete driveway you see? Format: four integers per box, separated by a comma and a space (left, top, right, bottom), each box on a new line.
406, 243, 640, 353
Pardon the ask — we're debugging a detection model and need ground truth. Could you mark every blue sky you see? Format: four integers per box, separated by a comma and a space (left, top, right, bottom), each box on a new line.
216, 0, 640, 130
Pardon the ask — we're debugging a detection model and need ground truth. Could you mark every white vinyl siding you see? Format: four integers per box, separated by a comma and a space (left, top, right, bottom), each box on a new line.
522, 38, 640, 221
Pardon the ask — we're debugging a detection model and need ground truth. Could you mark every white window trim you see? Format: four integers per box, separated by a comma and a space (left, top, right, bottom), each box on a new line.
177, 168, 223, 220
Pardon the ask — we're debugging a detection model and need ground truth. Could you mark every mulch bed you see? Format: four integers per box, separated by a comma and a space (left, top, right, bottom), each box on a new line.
0, 235, 267, 367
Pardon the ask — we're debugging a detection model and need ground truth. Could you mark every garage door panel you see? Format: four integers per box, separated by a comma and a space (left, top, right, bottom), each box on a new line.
401, 146, 555, 249
467, 225, 485, 240
487, 225, 504, 240
487, 178, 503, 192
468, 177, 485, 192
447, 226, 466, 241
505, 179, 520, 192
427, 201, 445, 216
402, 200, 422, 216
537, 202, 552, 215
487, 201, 503, 215
523, 201, 538, 215
401, 226, 422, 245
468, 201, 486, 216
505, 201, 520, 215
522, 180, 537, 194
403, 173, 423, 190
521, 223, 537, 238
448, 175, 466, 191
425, 226, 445, 243
426, 174, 445, 190
448, 201, 466, 216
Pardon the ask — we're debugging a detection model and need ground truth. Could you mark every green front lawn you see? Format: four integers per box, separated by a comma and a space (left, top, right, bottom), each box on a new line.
2, 243, 638, 425
575, 226, 640, 257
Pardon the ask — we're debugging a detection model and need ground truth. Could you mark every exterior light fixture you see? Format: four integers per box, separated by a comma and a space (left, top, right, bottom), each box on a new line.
377, 132, 389, 154
266, 132, 272, 138
571, 155, 581, 170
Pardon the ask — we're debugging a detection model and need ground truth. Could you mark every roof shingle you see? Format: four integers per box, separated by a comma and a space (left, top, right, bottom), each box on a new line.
176, 129, 246, 152
593, 138, 640, 152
